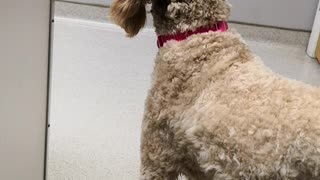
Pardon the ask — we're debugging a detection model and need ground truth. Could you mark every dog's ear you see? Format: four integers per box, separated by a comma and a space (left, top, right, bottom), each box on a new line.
110, 0, 147, 37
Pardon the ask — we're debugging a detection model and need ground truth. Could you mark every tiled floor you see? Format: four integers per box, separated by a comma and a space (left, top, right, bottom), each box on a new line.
48, 3, 320, 180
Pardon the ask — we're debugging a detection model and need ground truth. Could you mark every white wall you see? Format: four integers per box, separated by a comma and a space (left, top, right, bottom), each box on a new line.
229, 0, 319, 30
67, 0, 318, 31
67, 0, 109, 5
0, 0, 51, 180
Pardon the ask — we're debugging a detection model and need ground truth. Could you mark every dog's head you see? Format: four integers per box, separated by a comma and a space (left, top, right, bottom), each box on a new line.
110, 0, 231, 37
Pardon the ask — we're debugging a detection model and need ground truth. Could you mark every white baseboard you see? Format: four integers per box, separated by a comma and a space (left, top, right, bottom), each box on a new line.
307, 1, 320, 58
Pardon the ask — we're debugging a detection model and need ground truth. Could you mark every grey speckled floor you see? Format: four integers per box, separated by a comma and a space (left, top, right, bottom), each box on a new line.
49, 3, 320, 180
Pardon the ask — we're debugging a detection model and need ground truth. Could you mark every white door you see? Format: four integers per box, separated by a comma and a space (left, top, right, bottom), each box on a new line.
308, 1, 320, 57
0, 0, 51, 180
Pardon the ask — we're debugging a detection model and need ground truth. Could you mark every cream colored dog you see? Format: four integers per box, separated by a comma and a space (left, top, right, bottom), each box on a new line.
110, 0, 320, 179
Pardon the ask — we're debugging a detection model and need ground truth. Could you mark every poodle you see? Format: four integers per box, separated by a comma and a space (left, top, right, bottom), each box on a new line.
110, 0, 320, 179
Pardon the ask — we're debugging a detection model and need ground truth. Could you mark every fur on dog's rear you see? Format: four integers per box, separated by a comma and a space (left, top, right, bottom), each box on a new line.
110, 0, 320, 179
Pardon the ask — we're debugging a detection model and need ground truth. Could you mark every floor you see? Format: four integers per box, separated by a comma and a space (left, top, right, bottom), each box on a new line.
48, 3, 320, 180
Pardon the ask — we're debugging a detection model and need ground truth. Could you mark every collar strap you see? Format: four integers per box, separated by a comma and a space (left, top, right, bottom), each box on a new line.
157, 21, 228, 48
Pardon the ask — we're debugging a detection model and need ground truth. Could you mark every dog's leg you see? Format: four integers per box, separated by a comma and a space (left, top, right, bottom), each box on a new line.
140, 146, 180, 180
140, 164, 179, 180
139, 128, 180, 180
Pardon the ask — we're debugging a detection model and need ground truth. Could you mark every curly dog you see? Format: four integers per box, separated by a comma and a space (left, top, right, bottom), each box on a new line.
110, 0, 320, 179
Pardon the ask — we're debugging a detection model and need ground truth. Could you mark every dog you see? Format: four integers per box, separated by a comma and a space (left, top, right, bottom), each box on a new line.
110, 0, 320, 179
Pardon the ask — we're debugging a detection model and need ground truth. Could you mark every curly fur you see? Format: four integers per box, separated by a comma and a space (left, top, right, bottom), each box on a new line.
111, 0, 320, 179
141, 30, 320, 179
152, 0, 231, 35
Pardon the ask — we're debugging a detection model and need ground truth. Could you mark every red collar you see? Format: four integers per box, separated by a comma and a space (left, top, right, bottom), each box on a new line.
157, 21, 228, 48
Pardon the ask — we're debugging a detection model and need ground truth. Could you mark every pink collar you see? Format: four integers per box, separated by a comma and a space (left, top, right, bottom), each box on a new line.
157, 21, 228, 48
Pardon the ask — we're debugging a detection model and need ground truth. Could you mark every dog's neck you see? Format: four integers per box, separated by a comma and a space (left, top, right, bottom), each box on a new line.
151, 0, 231, 35
157, 21, 229, 48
